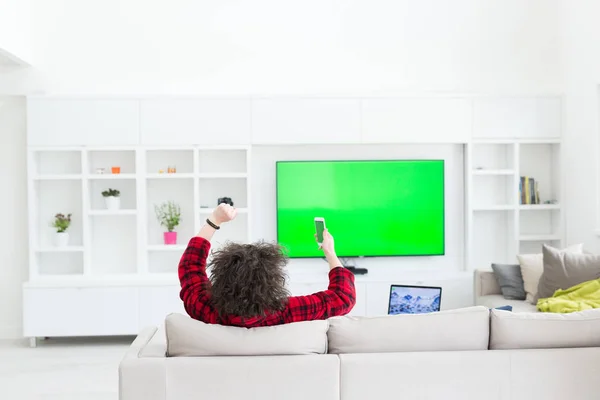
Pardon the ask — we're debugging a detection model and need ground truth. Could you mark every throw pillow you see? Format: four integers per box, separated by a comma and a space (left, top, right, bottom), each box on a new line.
491, 263, 526, 300
536, 245, 600, 301
518, 243, 583, 304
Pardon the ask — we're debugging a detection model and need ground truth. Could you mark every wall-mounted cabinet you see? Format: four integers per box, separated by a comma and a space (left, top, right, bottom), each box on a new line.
251, 98, 361, 144
140, 99, 252, 145
361, 98, 471, 143
27, 99, 140, 146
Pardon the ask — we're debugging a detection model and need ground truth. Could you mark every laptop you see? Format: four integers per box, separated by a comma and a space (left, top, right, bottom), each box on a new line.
388, 285, 442, 315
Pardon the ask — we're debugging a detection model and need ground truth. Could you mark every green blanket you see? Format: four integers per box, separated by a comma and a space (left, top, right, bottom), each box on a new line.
537, 278, 600, 313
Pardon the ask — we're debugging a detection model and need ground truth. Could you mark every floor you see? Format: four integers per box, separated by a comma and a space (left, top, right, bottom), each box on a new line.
0, 337, 134, 400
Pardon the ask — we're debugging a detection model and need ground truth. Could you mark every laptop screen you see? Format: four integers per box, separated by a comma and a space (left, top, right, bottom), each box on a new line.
388, 285, 442, 315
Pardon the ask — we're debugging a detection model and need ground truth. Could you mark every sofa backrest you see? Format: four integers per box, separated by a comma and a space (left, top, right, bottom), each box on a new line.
327, 306, 490, 354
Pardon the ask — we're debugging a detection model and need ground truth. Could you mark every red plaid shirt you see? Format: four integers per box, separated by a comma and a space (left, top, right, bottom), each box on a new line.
178, 237, 356, 327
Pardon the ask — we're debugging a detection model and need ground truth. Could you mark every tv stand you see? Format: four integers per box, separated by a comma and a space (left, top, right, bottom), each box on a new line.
345, 266, 369, 275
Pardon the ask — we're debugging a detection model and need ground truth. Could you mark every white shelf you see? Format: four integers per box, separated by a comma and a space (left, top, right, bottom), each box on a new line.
519, 234, 561, 242
197, 173, 247, 178
88, 209, 138, 216
87, 174, 136, 180
147, 245, 187, 252
146, 173, 194, 179
472, 205, 515, 211
198, 207, 249, 214
472, 169, 514, 176
35, 246, 85, 253
34, 174, 82, 180
519, 204, 560, 211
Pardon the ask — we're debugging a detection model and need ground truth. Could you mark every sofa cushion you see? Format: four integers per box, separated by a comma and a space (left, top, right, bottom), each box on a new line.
165, 313, 328, 357
476, 295, 538, 313
518, 244, 583, 304
327, 306, 489, 354
536, 245, 600, 301
491, 263, 526, 300
490, 308, 600, 350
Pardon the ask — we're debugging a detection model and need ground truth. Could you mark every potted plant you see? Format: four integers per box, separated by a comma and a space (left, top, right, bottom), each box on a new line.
155, 201, 181, 245
51, 213, 72, 247
102, 188, 121, 210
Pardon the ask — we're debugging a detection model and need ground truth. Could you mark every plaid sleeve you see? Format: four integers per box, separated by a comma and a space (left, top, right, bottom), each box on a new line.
284, 267, 356, 323
178, 236, 219, 324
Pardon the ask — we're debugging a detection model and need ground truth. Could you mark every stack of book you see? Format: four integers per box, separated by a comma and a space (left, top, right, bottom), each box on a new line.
520, 176, 540, 204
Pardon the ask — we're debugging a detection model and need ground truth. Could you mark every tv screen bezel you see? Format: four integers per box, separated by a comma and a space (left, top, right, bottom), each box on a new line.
275, 159, 445, 258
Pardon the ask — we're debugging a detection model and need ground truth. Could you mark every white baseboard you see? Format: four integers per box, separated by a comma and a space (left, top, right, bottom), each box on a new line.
0, 324, 22, 340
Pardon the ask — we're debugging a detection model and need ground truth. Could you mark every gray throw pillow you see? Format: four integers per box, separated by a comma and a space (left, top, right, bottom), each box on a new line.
536, 245, 600, 301
491, 263, 526, 300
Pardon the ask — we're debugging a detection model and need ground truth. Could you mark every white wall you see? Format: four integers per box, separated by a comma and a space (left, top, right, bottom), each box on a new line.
0, 97, 28, 339
0, 0, 562, 95
252, 144, 464, 278
560, 0, 600, 252
0, 0, 32, 64
0, 0, 566, 337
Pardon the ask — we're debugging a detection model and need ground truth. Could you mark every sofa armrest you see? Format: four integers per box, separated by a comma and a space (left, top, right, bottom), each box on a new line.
474, 270, 501, 299
120, 327, 166, 400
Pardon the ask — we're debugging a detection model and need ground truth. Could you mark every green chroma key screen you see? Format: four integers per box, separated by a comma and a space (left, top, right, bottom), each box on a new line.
276, 160, 444, 258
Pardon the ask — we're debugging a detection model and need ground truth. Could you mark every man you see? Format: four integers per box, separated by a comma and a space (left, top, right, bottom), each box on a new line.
178, 203, 356, 327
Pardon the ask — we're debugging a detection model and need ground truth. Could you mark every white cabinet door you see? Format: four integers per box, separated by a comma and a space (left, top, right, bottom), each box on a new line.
23, 287, 139, 336
140, 99, 251, 145
473, 97, 561, 139
138, 286, 186, 328
27, 98, 140, 146
252, 98, 361, 144
361, 98, 472, 143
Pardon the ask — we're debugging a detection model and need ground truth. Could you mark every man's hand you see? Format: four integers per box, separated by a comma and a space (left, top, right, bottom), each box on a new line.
316, 229, 342, 270
210, 203, 237, 226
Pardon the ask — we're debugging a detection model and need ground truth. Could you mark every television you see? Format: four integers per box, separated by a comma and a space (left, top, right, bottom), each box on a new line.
276, 160, 444, 258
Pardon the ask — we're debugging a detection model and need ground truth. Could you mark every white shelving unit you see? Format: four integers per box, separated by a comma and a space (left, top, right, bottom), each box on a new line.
27, 146, 251, 280
466, 139, 564, 269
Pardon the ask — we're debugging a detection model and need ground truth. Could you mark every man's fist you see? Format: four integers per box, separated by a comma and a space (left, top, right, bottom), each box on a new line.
211, 203, 237, 225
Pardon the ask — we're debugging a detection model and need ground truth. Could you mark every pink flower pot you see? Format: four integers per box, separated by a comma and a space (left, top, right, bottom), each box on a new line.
164, 231, 177, 245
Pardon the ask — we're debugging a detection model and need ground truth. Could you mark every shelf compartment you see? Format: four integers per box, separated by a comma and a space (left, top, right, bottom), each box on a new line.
147, 179, 195, 246
471, 210, 516, 268
148, 251, 183, 274
198, 178, 248, 208
197, 173, 247, 178
34, 174, 82, 181
89, 210, 138, 216
198, 149, 247, 174
146, 149, 194, 174
148, 245, 187, 252
36, 252, 84, 276
519, 234, 561, 242
88, 150, 136, 174
34, 151, 82, 175
35, 246, 85, 253
198, 207, 249, 214
519, 204, 560, 211
35, 180, 83, 248
146, 173, 195, 179
473, 205, 515, 211
472, 175, 515, 208
87, 173, 137, 180
210, 213, 249, 252
472, 169, 514, 176
472, 143, 514, 171
88, 179, 137, 211
90, 215, 137, 275
519, 143, 560, 205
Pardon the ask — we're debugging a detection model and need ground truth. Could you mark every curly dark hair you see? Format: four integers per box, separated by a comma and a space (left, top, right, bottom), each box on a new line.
208, 241, 291, 318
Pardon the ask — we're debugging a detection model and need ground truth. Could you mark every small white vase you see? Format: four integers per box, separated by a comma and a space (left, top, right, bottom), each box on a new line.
55, 232, 69, 247
104, 196, 121, 211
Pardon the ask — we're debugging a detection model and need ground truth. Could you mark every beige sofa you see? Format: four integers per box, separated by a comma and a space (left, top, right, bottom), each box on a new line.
474, 269, 538, 312
120, 306, 600, 400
